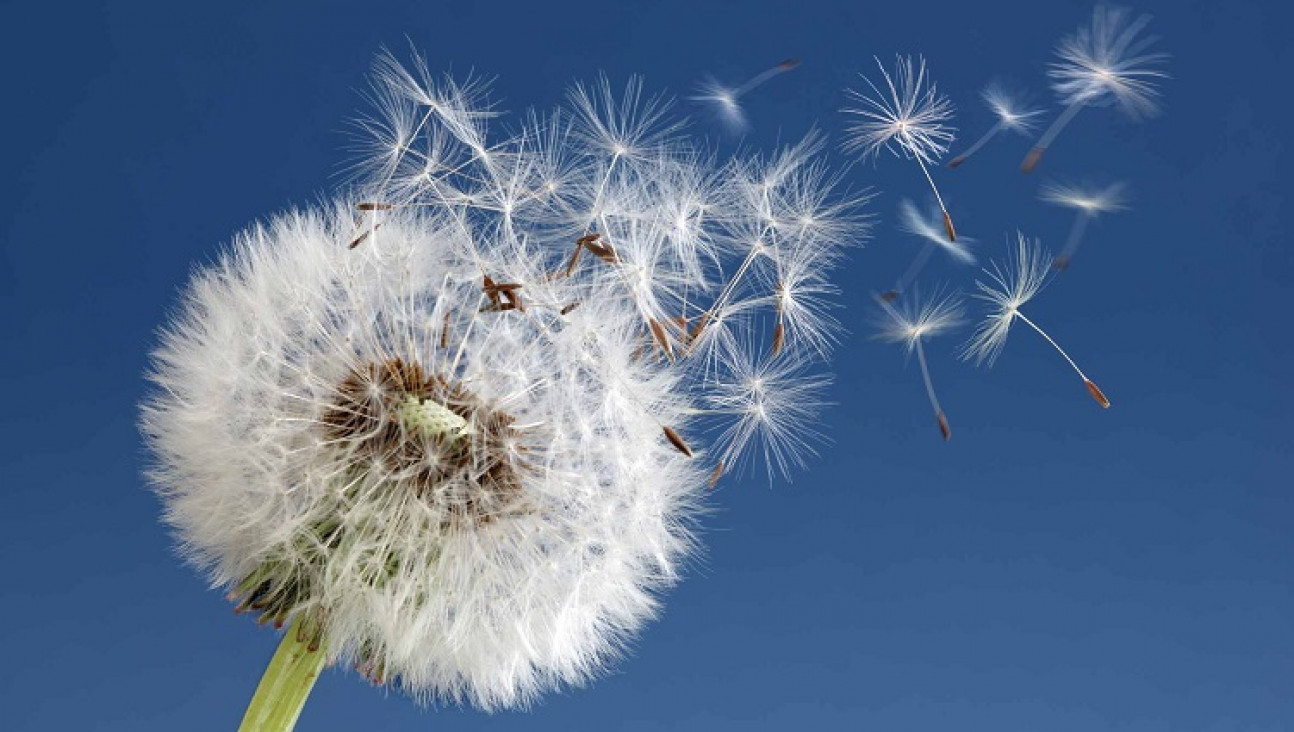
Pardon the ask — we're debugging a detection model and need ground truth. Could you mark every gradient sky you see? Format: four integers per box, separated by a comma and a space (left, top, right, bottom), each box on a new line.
2, 1, 1290, 730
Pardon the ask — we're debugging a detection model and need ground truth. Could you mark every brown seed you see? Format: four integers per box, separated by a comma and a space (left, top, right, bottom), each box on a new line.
649, 318, 674, 359
663, 426, 693, 457
560, 301, 582, 315
357, 202, 395, 211
584, 239, 618, 263
1084, 379, 1110, 409
562, 241, 584, 278
690, 311, 711, 340
348, 223, 383, 249
937, 412, 951, 441
1053, 256, 1071, 272
947, 155, 966, 169
440, 312, 450, 349
1021, 147, 1044, 174
771, 322, 785, 357
777, 58, 801, 70
708, 460, 724, 489
942, 210, 957, 243
880, 290, 900, 302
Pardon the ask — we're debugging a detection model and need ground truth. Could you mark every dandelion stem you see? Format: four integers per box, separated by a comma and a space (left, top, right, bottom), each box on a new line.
949, 120, 1004, 168
237, 619, 329, 732
913, 156, 955, 241
1023, 101, 1083, 172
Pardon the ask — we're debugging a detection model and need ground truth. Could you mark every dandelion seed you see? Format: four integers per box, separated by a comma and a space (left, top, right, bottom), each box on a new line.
1022, 4, 1168, 173
843, 55, 958, 242
873, 288, 965, 440
691, 58, 800, 133
961, 233, 1110, 408
884, 198, 977, 300
1039, 180, 1128, 269
948, 81, 1044, 168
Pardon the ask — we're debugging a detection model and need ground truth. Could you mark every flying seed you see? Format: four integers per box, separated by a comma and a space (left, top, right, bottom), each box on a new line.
937, 412, 951, 441
942, 211, 957, 242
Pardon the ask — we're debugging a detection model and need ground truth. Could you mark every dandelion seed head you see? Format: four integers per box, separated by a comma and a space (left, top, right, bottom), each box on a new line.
143, 57, 864, 711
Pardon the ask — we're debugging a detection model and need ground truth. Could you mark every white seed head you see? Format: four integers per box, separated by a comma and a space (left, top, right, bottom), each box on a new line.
143, 54, 864, 711
980, 81, 1045, 133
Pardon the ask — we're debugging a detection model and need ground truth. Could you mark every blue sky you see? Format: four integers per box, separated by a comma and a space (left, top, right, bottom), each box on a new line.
1, 1, 1290, 730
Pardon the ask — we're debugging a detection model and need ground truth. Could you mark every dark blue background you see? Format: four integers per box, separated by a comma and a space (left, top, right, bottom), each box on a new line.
2, 1, 1289, 730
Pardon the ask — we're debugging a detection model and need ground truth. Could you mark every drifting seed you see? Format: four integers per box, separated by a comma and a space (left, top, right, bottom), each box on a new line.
357, 202, 395, 211
942, 210, 957, 243
1021, 147, 1044, 174
663, 426, 693, 457
708, 460, 724, 489
348, 223, 382, 249
1053, 256, 1071, 271
771, 322, 785, 357
880, 290, 900, 302
947, 155, 967, 169
560, 301, 582, 315
937, 412, 951, 441
1084, 379, 1111, 409
777, 58, 801, 70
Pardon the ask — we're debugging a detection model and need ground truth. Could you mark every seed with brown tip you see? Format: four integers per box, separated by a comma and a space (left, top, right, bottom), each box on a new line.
947, 155, 966, 169
649, 319, 674, 359
942, 210, 957, 243
357, 202, 395, 211
771, 322, 785, 357
937, 412, 951, 441
1084, 379, 1110, 409
662, 426, 693, 457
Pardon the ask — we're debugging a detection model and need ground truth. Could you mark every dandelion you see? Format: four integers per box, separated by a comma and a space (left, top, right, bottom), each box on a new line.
1039, 180, 1128, 269
882, 197, 976, 301
873, 288, 965, 440
691, 58, 801, 134
947, 81, 1044, 168
142, 51, 863, 730
1021, 4, 1168, 173
961, 233, 1110, 408
843, 55, 958, 242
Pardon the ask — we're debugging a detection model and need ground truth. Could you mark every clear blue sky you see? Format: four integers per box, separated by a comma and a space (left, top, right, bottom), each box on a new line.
2, 1, 1290, 730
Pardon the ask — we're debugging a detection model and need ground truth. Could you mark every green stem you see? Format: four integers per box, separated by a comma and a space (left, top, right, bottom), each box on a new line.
237, 619, 328, 732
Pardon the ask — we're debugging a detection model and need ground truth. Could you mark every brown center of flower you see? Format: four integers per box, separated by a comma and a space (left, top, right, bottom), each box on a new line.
321, 357, 527, 527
